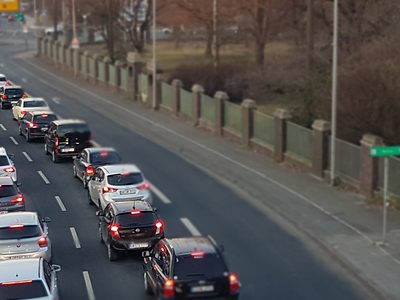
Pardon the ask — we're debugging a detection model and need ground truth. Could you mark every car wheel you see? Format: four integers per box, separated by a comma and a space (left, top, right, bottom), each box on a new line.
144, 273, 154, 295
99, 225, 104, 244
44, 143, 50, 155
83, 178, 88, 189
73, 166, 78, 178
107, 243, 119, 261
51, 150, 59, 163
18, 125, 23, 136
87, 191, 94, 205
25, 131, 31, 142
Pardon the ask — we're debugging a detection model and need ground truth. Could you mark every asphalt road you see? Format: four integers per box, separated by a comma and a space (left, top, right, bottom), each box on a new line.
0, 20, 371, 300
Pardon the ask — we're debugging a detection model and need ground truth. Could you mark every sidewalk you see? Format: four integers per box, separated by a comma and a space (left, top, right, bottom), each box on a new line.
25, 53, 400, 300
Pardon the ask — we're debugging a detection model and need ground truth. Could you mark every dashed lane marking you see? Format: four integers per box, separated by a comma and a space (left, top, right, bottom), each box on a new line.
180, 218, 201, 236
55, 196, 66, 212
10, 136, 18, 145
83, 271, 96, 300
0, 124, 6, 131
150, 183, 172, 204
51, 97, 60, 104
22, 151, 33, 162
69, 227, 81, 249
37, 171, 50, 184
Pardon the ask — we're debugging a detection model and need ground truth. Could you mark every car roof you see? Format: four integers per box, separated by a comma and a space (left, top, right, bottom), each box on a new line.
112, 200, 153, 214
0, 176, 14, 185
52, 119, 87, 126
86, 147, 117, 154
30, 110, 55, 115
102, 164, 141, 174
21, 97, 46, 102
166, 237, 217, 256
0, 258, 42, 282
0, 147, 8, 156
0, 74, 6, 78
0, 211, 39, 227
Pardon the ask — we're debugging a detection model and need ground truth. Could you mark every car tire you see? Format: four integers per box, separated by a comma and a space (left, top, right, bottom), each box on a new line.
18, 126, 23, 136
144, 273, 154, 295
44, 143, 50, 155
25, 131, 31, 142
107, 243, 119, 261
51, 150, 59, 163
73, 166, 78, 178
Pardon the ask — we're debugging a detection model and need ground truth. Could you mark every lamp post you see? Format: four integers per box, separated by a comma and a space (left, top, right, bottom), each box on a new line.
152, 0, 157, 109
71, 0, 80, 49
330, 0, 339, 185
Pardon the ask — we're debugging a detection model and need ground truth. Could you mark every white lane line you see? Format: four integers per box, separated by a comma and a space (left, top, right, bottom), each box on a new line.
180, 218, 202, 236
37, 171, 51, 184
150, 183, 172, 204
55, 196, 67, 212
69, 227, 81, 249
51, 97, 60, 104
83, 271, 96, 300
10, 136, 18, 145
91, 140, 101, 147
208, 235, 218, 246
0, 124, 6, 131
22, 151, 33, 162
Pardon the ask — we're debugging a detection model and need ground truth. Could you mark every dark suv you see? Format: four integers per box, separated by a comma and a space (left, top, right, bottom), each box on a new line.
98, 201, 164, 261
143, 237, 240, 300
19, 111, 58, 142
0, 86, 25, 109
44, 119, 91, 163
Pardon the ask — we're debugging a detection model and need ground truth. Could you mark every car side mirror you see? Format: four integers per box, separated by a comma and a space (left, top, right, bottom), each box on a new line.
51, 264, 62, 272
153, 207, 159, 212
8, 153, 15, 159
16, 182, 22, 187
42, 217, 52, 223
95, 211, 104, 216
142, 250, 150, 258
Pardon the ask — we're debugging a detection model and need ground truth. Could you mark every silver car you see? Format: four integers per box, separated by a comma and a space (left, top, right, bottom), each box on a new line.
0, 211, 52, 261
88, 164, 153, 210
0, 147, 17, 182
0, 257, 61, 300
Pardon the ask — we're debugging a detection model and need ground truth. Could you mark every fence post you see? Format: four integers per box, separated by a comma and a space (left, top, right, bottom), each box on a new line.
192, 84, 204, 126
73, 50, 80, 76
114, 60, 123, 92
214, 91, 228, 136
103, 56, 111, 85
312, 120, 330, 178
37, 37, 42, 56
172, 79, 182, 116
273, 108, 291, 162
241, 99, 256, 146
92, 54, 100, 84
360, 134, 383, 198
83, 51, 89, 81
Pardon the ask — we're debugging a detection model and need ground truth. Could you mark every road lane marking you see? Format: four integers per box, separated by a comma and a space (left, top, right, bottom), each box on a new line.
0, 124, 6, 131
150, 183, 172, 204
208, 235, 218, 246
83, 271, 96, 300
55, 196, 66, 212
70, 227, 81, 249
22, 151, 33, 162
180, 218, 201, 236
37, 171, 50, 184
10, 136, 18, 145
91, 140, 101, 147
51, 97, 60, 104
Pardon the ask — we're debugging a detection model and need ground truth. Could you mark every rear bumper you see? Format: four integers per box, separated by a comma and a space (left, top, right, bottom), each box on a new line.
0, 248, 51, 262
111, 235, 163, 252
0, 204, 25, 212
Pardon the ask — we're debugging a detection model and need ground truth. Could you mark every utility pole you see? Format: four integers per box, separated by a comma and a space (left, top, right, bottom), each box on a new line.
52, 0, 59, 41
213, 0, 219, 68
306, 0, 314, 72
152, 0, 157, 109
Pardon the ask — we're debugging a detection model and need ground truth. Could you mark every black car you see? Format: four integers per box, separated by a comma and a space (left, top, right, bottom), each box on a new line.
97, 201, 164, 261
142, 237, 240, 300
0, 86, 25, 109
19, 111, 58, 142
44, 119, 92, 163
73, 147, 121, 188
0, 176, 24, 212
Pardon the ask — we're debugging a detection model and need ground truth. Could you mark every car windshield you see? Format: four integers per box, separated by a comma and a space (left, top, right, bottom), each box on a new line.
0, 185, 17, 197
116, 212, 156, 227
107, 173, 143, 186
0, 156, 9, 166
33, 114, 57, 123
5, 89, 23, 96
173, 253, 228, 279
0, 280, 48, 299
24, 100, 47, 108
0, 225, 42, 240
58, 124, 90, 135
90, 151, 121, 164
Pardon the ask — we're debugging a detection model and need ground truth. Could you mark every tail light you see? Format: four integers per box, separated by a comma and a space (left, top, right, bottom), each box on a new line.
163, 279, 175, 297
130, 209, 141, 215
22, 93, 28, 98
55, 135, 59, 147
85, 165, 94, 175
138, 181, 150, 190
1, 94, 7, 99
9, 224, 24, 228
108, 224, 120, 238
38, 235, 48, 247
4, 167, 15, 173
229, 273, 240, 294
102, 186, 118, 194
10, 195, 24, 204
6, 80, 11, 86
155, 220, 164, 235
28, 122, 38, 128
20, 111, 27, 116
1, 280, 33, 286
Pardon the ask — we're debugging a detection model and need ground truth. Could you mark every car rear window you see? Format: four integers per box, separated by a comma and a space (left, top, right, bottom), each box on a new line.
116, 212, 156, 227
23, 100, 47, 108
58, 124, 90, 135
5, 89, 23, 96
0, 156, 9, 166
173, 254, 228, 279
107, 173, 143, 186
90, 151, 121, 164
0, 225, 42, 240
33, 114, 57, 123
0, 279, 48, 298
0, 77, 6, 82
0, 185, 17, 197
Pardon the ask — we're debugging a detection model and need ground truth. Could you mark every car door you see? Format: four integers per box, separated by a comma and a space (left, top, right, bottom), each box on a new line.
89, 169, 102, 206
101, 205, 114, 242
45, 122, 56, 149
13, 99, 22, 119
149, 242, 170, 293
78, 150, 89, 180
20, 113, 31, 135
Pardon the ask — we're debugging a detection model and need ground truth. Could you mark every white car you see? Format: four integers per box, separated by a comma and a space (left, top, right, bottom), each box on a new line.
0, 73, 10, 88
88, 164, 153, 210
0, 147, 17, 182
12, 97, 50, 120
0, 258, 61, 300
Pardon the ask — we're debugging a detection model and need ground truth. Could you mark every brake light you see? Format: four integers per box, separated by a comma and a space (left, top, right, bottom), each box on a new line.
102, 186, 118, 194
9, 224, 24, 228
10, 195, 24, 203
6, 80, 11, 86
191, 251, 205, 258
163, 279, 175, 297
41, 114, 48, 118
138, 181, 150, 190
109, 224, 120, 238
28, 122, 38, 128
85, 166, 94, 175
55, 135, 59, 147
4, 167, 15, 173
22, 93, 28, 98
100, 151, 109, 157
1, 94, 7, 99
20, 110, 27, 116
229, 273, 240, 294
155, 220, 163, 235
1, 280, 33, 286
130, 209, 141, 215
38, 235, 48, 247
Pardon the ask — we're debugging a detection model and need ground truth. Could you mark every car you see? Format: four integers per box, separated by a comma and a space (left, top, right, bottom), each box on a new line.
97, 200, 164, 261
0, 176, 24, 212
0, 211, 52, 261
73, 147, 122, 188
0, 74, 10, 88
44, 119, 92, 163
142, 237, 240, 300
19, 110, 58, 142
88, 164, 153, 210
0, 258, 61, 300
7, 15, 15, 22
0, 85, 26, 109
0, 147, 17, 182
12, 97, 50, 120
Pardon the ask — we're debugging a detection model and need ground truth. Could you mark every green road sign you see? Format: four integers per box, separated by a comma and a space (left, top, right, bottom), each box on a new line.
370, 146, 400, 157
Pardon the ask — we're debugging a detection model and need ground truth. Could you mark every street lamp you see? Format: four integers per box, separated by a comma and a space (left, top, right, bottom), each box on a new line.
71, 0, 80, 49
152, 0, 157, 109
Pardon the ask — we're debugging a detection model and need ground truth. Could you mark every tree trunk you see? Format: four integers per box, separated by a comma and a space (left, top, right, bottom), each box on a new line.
255, 41, 265, 67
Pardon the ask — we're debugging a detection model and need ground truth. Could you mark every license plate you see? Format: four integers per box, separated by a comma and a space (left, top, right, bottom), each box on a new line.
8, 254, 33, 260
191, 285, 214, 293
129, 242, 148, 249
120, 189, 138, 195
61, 148, 75, 152
41, 127, 48, 132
